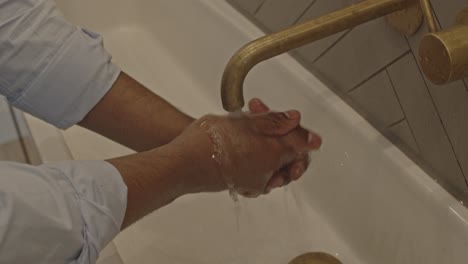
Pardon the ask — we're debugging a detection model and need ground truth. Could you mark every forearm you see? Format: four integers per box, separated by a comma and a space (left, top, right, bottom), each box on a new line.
79, 72, 194, 151
107, 135, 219, 229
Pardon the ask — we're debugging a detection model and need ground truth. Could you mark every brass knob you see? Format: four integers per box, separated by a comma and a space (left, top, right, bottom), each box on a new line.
419, 8, 468, 85
289, 252, 343, 264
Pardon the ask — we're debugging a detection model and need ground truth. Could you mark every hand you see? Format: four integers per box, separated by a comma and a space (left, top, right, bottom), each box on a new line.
167, 99, 322, 197
110, 98, 322, 227
247, 98, 318, 196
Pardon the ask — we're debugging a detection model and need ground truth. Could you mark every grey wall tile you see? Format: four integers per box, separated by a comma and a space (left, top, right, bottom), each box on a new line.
228, 0, 265, 15
255, 0, 315, 32
407, 22, 468, 185
295, 0, 353, 63
313, 18, 409, 92
387, 53, 467, 191
425, 79, 468, 184
348, 71, 404, 126
389, 119, 420, 154
431, 0, 466, 28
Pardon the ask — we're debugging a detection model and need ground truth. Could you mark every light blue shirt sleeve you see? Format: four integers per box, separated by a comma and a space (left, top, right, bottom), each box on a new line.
0, 160, 128, 264
0, 0, 121, 129
0, 0, 129, 263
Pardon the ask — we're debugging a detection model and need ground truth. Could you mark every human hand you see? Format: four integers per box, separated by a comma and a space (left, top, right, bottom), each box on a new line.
167, 99, 322, 197
247, 98, 319, 196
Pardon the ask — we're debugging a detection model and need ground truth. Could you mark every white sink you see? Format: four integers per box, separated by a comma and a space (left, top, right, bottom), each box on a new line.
25, 0, 468, 263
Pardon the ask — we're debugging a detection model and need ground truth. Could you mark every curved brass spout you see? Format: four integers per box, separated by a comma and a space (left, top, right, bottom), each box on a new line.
221, 0, 418, 112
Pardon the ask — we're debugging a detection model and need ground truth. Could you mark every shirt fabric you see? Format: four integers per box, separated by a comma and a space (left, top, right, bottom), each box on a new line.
0, 0, 128, 263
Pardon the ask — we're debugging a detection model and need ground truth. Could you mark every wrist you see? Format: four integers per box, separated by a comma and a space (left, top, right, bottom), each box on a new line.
108, 149, 189, 227
162, 127, 226, 194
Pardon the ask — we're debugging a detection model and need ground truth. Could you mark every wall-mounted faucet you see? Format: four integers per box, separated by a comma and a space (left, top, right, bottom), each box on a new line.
221, 0, 468, 112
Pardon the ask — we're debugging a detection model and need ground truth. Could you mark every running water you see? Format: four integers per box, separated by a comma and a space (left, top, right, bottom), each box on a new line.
226, 110, 244, 201
201, 109, 313, 260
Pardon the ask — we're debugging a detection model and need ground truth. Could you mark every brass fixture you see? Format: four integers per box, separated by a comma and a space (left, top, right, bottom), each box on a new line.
221, 0, 420, 111
385, 3, 423, 36
419, 0, 438, 32
220, 0, 468, 112
289, 252, 342, 264
419, 7, 468, 84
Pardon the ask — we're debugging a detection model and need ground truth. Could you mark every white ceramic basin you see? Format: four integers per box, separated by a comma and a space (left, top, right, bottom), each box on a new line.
25, 0, 468, 263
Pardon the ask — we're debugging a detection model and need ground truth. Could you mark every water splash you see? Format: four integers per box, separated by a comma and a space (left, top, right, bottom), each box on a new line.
234, 197, 241, 232
201, 116, 239, 202
228, 110, 244, 118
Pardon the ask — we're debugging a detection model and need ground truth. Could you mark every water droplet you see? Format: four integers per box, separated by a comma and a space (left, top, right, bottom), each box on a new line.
200, 120, 208, 128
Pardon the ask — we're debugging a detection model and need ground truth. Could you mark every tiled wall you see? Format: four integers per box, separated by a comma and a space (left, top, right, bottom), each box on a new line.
228, 0, 468, 200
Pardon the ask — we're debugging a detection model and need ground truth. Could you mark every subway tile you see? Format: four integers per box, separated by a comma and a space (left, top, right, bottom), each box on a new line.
348, 71, 404, 126
387, 53, 467, 190
408, 22, 468, 185
388, 119, 419, 154
255, 0, 315, 32
430, 0, 466, 29
228, 0, 265, 15
313, 18, 409, 92
295, 0, 353, 63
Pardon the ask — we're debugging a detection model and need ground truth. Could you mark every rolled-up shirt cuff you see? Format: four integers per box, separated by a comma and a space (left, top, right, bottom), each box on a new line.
10, 27, 120, 129
46, 160, 128, 255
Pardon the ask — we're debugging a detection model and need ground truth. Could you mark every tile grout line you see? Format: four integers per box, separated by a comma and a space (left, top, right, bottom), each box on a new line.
387, 117, 406, 129
254, 0, 268, 15
404, 36, 468, 185
292, 0, 319, 25
347, 50, 411, 93
385, 68, 422, 153
312, 28, 353, 64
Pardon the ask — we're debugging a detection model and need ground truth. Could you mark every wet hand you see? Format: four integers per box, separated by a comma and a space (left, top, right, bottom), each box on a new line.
247, 98, 321, 195
167, 99, 322, 197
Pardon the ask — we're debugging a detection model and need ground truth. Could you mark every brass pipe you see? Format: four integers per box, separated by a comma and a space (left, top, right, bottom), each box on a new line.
419, 0, 438, 32
221, 0, 418, 112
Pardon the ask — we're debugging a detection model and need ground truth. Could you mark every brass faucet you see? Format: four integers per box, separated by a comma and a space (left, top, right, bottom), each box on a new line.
221, 0, 468, 112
